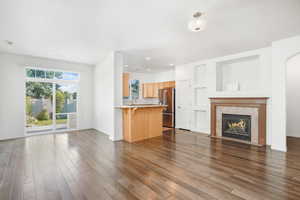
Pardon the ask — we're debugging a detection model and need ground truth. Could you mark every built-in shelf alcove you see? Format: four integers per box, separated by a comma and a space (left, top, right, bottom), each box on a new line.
216, 55, 261, 92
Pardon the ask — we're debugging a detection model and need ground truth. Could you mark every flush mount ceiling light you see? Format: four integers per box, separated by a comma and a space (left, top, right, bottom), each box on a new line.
124, 65, 128, 68
145, 57, 151, 61
188, 12, 207, 32
4, 40, 13, 45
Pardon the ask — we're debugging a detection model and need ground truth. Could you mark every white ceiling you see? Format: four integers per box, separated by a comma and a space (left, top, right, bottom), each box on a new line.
0, 0, 300, 71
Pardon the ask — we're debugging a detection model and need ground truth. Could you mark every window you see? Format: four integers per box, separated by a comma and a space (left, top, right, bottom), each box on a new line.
26, 68, 79, 81
130, 80, 140, 99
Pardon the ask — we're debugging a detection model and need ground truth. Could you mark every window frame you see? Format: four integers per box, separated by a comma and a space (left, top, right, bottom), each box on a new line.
24, 67, 80, 135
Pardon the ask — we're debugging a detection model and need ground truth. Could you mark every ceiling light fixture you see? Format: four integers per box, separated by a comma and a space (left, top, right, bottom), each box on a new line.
169, 64, 174, 66
188, 12, 206, 32
4, 40, 13, 46
145, 57, 151, 61
124, 65, 128, 67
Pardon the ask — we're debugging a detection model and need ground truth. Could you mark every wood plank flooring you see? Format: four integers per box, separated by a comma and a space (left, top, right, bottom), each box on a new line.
0, 129, 300, 200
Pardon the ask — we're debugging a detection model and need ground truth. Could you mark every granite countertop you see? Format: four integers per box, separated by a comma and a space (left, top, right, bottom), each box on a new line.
115, 104, 167, 109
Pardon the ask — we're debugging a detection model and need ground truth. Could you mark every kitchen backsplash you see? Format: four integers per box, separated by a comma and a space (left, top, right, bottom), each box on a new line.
123, 98, 159, 105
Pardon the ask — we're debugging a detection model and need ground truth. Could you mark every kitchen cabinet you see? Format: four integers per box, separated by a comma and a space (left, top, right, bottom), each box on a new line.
143, 83, 154, 98
123, 73, 130, 97
168, 81, 176, 88
153, 83, 159, 98
120, 105, 166, 143
163, 81, 176, 88
142, 83, 149, 98
143, 81, 175, 98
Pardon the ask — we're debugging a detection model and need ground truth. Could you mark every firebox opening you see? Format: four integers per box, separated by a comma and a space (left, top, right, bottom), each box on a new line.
222, 114, 251, 141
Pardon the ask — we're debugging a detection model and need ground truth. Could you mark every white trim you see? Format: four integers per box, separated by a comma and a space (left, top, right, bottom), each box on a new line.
53, 82, 56, 130
26, 128, 79, 137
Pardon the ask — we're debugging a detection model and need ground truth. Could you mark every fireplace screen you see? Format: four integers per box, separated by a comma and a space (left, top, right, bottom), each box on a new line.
222, 114, 251, 141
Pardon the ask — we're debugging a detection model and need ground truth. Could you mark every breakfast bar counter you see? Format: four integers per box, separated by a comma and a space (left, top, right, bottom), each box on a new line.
116, 105, 166, 143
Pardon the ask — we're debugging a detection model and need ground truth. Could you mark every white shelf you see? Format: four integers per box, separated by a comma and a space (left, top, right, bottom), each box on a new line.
192, 85, 207, 89
192, 105, 208, 111
192, 110, 208, 133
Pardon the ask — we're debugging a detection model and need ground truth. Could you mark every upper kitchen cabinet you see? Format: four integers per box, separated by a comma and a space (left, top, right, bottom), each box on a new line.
123, 73, 130, 97
168, 81, 176, 88
153, 83, 160, 98
143, 83, 154, 98
162, 81, 176, 88
143, 81, 175, 98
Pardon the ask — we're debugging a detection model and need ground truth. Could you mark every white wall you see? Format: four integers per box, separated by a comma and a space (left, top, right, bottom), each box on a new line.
175, 64, 193, 81
93, 51, 123, 140
286, 54, 300, 137
154, 70, 175, 82
93, 52, 115, 137
129, 72, 155, 84
113, 52, 124, 141
0, 52, 94, 140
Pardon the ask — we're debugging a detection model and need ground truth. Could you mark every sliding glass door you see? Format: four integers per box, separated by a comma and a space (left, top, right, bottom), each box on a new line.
55, 83, 78, 130
25, 68, 79, 134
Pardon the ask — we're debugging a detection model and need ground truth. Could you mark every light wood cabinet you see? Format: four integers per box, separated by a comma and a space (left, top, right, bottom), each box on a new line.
122, 106, 164, 143
153, 83, 159, 98
162, 81, 176, 88
123, 73, 130, 97
168, 81, 176, 88
142, 83, 147, 97
143, 83, 154, 98
143, 81, 175, 98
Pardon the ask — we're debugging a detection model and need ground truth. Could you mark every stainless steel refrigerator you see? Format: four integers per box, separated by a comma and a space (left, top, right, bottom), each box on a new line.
159, 88, 175, 128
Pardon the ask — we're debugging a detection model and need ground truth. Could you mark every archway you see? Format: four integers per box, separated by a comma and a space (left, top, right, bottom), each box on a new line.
271, 35, 300, 152
286, 53, 300, 150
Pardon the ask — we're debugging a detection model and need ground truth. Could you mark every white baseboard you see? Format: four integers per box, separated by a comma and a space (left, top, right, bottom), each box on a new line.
0, 135, 25, 141
287, 134, 300, 138
0, 128, 93, 141
271, 144, 287, 152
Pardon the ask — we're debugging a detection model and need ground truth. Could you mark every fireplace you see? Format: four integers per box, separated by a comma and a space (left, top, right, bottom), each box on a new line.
222, 114, 251, 141
210, 98, 268, 146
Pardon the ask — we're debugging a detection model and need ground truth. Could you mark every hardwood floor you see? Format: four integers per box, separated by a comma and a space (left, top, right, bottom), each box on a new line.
1, 129, 300, 200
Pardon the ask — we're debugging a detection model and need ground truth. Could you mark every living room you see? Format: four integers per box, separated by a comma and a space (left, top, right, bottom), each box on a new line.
1, 0, 300, 199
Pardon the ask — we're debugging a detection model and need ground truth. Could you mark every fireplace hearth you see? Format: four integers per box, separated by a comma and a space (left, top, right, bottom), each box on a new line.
222, 114, 251, 141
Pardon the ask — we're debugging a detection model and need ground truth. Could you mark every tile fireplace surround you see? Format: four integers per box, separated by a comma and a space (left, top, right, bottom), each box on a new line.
210, 98, 268, 146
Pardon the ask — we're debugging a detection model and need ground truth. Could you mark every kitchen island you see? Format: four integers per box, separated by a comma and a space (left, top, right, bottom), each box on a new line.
116, 105, 166, 143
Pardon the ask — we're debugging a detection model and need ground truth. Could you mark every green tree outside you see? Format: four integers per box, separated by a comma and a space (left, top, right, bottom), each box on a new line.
56, 90, 65, 113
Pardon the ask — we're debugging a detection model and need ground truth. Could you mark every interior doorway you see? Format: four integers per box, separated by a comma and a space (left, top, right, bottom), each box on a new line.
286, 53, 300, 150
